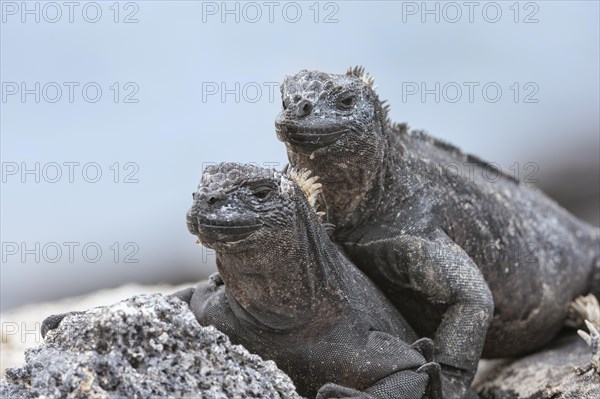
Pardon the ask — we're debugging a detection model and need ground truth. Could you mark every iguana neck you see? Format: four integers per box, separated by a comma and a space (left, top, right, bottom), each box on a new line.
382, 127, 422, 201
215, 216, 344, 331
287, 132, 388, 235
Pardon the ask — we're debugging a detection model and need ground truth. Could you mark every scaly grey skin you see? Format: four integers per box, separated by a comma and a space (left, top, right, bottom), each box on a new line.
181, 162, 443, 399
275, 67, 600, 398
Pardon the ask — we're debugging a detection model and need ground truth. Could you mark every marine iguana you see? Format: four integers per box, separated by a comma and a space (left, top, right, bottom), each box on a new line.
275, 67, 600, 398
180, 162, 443, 399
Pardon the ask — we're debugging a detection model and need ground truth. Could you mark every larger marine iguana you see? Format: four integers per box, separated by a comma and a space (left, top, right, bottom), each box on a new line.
181, 162, 443, 399
275, 67, 600, 398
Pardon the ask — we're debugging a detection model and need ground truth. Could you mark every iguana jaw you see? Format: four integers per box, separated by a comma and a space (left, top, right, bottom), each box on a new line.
275, 118, 349, 152
187, 200, 273, 253
194, 219, 262, 247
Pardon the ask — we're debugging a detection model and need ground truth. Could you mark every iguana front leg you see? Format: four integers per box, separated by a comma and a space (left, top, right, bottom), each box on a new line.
350, 232, 493, 399
316, 336, 442, 399
172, 272, 224, 305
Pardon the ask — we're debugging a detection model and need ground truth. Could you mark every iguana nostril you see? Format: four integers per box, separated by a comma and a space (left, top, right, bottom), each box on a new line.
297, 100, 313, 117
207, 196, 217, 205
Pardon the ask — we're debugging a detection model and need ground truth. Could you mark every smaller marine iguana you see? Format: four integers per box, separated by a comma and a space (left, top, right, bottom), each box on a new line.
179, 162, 442, 399
275, 67, 600, 398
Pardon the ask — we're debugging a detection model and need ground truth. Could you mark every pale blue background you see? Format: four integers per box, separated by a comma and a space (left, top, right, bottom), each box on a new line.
1, 1, 599, 309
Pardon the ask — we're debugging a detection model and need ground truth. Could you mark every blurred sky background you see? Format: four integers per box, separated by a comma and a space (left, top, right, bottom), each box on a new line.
1, 1, 599, 310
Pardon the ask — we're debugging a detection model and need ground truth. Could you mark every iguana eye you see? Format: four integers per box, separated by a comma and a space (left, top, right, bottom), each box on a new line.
337, 93, 356, 109
252, 185, 273, 201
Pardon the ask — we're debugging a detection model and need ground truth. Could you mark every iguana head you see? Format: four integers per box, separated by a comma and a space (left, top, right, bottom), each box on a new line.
187, 162, 323, 253
275, 67, 392, 229
275, 67, 387, 155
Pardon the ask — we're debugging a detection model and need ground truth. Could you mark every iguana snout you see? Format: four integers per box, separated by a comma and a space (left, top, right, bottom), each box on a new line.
187, 188, 264, 247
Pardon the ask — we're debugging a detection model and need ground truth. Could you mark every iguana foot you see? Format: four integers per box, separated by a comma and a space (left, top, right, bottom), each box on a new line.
569, 294, 600, 372
41, 311, 84, 338
172, 273, 223, 306
316, 383, 375, 399
577, 319, 600, 372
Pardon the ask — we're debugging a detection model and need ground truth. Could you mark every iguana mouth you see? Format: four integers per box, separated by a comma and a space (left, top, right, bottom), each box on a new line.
276, 122, 348, 150
196, 219, 262, 243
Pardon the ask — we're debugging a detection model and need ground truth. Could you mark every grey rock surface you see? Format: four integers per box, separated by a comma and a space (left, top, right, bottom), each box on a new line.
475, 333, 600, 399
1, 282, 193, 374
0, 294, 300, 399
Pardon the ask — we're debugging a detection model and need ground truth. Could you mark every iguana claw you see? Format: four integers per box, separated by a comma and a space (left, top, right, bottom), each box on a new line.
411, 337, 435, 362
417, 362, 443, 399
578, 319, 600, 371
207, 272, 223, 288
416, 361, 440, 374
411, 338, 444, 398
568, 294, 600, 328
